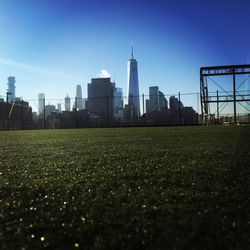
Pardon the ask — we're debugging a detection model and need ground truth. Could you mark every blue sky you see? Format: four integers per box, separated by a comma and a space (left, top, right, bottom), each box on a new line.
0, 0, 249, 112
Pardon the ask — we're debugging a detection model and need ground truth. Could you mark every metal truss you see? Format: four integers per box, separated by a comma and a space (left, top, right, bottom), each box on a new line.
200, 64, 250, 124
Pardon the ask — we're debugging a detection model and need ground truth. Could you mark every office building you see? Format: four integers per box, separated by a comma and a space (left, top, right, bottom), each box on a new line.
146, 86, 168, 114
127, 46, 140, 119
170, 96, 183, 111
148, 86, 159, 112
87, 77, 115, 123
159, 91, 168, 111
0, 100, 33, 129
65, 94, 71, 111
76, 84, 83, 110
57, 103, 62, 113
38, 93, 45, 115
45, 104, 56, 117
7, 77, 16, 102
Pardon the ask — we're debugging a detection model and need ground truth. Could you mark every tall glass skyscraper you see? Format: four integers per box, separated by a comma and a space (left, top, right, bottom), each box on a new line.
76, 84, 83, 110
65, 94, 71, 111
38, 93, 45, 115
127, 47, 140, 118
7, 77, 16, 102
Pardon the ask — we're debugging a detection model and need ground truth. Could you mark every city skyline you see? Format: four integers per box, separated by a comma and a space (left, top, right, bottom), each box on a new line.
0, 0, 250, 107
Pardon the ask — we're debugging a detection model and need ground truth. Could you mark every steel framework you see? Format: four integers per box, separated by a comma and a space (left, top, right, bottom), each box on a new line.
200, 64, 250, 124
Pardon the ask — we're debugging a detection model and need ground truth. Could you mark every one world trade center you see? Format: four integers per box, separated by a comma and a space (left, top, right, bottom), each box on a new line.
127, 46, 140, 120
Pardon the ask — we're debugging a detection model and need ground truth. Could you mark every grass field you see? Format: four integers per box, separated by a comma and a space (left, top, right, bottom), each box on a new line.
0, 126, 250, 249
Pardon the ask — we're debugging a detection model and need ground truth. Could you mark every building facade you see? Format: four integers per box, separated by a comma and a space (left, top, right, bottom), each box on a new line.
87, 77, 115, 125
159, 91, 168, 111
57, 103, 62, 113
7, 77, 16, 103
146, 87, 168, 114
169, 96, 181, 111
65, 94, 71, 111
0, 100, 33, 130
76, 85, 83, 110
38, 93, 45, 115
148, 86, 159, 112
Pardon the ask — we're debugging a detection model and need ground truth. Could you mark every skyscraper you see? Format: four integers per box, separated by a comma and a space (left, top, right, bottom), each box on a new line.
65, 94, 71, 111
38, 93, 45, 115
87, 77, 115, 123
146, 86, 168, 114
127, 46, 140, 119
159, 91, 168, 111
57, 103, 62, 113
149, 86, 159, 112
7, 77, 16, 102
170, 96, 183, 111
114, 87, 123, 112
76, 85, 83, 110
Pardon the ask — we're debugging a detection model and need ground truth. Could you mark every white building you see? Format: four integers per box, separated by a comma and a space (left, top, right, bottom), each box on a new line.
57, 103, 62, 113
38, 93, 45, 115
65, 94, 71, 111
76, 84, 83, 110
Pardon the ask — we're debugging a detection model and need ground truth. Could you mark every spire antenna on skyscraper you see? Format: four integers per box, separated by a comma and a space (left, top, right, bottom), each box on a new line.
131, 41, 133, 59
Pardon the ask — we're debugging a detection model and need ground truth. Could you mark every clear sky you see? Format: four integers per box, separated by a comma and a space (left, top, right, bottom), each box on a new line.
0, 0, 249, 112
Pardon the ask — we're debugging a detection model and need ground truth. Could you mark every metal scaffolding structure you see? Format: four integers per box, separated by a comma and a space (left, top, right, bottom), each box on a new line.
200, 64, 250, 124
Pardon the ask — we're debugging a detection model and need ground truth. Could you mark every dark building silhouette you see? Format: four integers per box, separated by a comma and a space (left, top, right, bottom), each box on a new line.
147, 86, 159, 113
87, 77, 115, 126
169, 96, 182, 111
183, 107, 198, 124
144, 90, 197, 125
0, 100, 33, 130
45, 104, 56, 118
146, 86, 168, 114
159, 91, 168, 111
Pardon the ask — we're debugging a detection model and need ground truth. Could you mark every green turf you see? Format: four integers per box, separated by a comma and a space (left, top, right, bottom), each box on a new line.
0, 126, 250, 249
